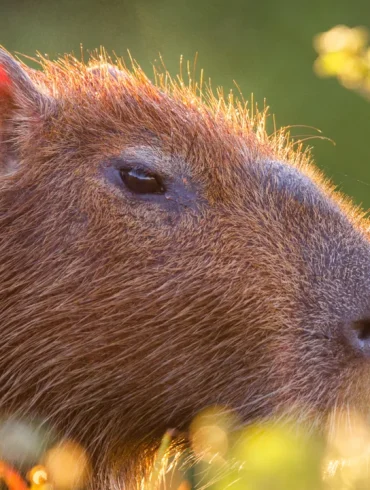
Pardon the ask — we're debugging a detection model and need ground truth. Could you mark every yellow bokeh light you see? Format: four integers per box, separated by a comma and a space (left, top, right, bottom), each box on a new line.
43, 440, 90, 490
189, 406, 238, 463
191, 424, 228, 462
323, 408, 370, 488
28, 465, 48, 486
314, 25, 368, 55
313, 24, 370, 98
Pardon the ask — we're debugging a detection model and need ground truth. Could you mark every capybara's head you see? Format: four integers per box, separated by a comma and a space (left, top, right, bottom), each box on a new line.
1, 48, 370, 482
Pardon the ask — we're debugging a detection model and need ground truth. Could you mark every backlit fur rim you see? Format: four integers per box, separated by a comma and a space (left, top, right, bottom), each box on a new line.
5, 46, 369, 232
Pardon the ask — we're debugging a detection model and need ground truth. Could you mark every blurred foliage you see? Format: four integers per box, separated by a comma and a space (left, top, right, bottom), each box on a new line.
0, 0, 369, 207
0, 419, 90, 490
2, 408, 370, 490
151, 407, 370, 490
314, 25, 370, 100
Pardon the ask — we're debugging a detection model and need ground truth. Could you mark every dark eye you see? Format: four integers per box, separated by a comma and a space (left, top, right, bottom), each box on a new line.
119, 168, 165, 194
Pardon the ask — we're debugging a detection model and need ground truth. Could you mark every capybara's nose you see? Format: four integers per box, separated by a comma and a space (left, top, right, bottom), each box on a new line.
344, 317, 370, 356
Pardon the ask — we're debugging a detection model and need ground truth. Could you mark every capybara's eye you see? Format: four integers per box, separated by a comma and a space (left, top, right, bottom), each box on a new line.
119, 168, 165, 195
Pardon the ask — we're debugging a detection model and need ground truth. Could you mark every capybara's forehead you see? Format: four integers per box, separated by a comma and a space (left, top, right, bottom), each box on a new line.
29, 53, 301, 168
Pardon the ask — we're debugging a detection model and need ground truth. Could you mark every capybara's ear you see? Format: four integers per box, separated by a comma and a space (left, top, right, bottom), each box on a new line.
0, 49, 44, 111
0, 49, 49, 176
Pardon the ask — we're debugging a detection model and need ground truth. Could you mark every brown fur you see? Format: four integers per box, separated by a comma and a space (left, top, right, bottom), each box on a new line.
1, 48, 370, 488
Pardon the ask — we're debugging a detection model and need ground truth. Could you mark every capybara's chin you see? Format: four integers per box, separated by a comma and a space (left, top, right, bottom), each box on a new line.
1, 48, 370, 487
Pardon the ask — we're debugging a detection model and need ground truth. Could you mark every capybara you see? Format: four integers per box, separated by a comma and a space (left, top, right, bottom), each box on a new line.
1, 47, 370, 488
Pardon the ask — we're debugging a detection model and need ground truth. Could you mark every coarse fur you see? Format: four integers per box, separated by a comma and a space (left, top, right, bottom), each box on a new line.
1, 47, 370, 488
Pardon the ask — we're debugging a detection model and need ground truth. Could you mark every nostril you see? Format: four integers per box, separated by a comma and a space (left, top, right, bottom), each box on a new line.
346, 318, 370, 356
353, 319, 370, 342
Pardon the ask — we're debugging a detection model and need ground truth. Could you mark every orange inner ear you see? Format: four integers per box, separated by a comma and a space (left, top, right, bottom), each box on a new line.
0, 66, 12, 96
0, 66, 14, 173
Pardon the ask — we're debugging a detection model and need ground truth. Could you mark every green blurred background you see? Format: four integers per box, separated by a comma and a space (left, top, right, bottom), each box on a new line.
1, 0, 369, 207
